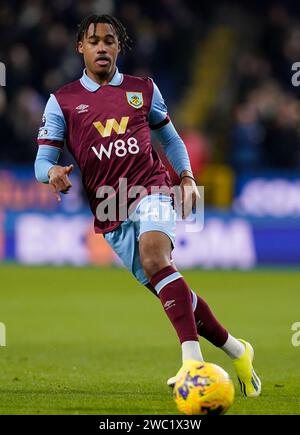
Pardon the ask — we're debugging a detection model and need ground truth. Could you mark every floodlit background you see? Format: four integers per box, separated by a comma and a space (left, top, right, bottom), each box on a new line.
1, 0, 300, 268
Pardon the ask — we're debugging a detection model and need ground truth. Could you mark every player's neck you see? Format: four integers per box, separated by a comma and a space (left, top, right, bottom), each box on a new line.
85, 68, 116, 86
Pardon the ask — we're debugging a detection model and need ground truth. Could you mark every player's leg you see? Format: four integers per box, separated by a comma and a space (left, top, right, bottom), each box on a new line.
147, 280, 231, 349
145, 264, 242, 360
103, 199, 203, 370
136, 193, 204, 370
173, 274, 261, 396
137, 194, 260, 396
190, 292, 262, 397
139, 230, 203, 364
146, 280, 261, 396
104, 195, 260, 396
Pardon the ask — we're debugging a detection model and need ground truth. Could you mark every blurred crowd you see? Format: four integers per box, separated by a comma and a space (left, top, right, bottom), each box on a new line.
0, 0, 300, 173
230, 3, 300, 172
0, 0, 202, 163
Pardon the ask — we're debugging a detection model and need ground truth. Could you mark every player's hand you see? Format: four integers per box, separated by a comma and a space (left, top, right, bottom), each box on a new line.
48, 164, 74, 202
180, 176, 199, 219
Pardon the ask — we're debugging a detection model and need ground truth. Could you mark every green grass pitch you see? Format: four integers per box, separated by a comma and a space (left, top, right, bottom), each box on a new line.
0, 265, 299, 415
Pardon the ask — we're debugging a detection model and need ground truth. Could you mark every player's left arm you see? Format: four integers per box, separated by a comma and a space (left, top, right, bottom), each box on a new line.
34, 94, 73, 201
148, 81, 198, 218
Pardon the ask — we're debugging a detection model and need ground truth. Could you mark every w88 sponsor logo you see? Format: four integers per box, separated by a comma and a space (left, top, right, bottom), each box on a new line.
92, 137, 139, 160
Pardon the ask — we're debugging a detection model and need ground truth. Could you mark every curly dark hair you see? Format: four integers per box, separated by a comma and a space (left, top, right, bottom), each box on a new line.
76, 14, 132, 53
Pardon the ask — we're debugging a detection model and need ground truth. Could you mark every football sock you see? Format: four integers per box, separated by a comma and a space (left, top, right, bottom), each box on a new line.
145, 282, 239, 355
221, 334, 245, 359
181, 340, 204, 363
191, 290, 229, 347
150, 265, 199, 345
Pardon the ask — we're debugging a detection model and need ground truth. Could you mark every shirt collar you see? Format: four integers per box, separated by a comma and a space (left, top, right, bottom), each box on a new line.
80, 67, 123, 92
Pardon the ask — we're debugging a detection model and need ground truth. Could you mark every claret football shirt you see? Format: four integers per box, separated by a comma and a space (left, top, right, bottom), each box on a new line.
37, 68, 173, 233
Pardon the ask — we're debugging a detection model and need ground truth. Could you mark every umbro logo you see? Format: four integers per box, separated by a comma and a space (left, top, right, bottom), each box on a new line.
76, 104, 89, 114
164, 300, 176, 310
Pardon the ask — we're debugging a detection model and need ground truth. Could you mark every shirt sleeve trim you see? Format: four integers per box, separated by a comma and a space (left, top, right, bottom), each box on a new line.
37, 139, 64, 148
149, 114, 170, 130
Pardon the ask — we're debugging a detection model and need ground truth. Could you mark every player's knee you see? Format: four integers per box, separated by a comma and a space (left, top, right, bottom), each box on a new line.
139, 234, 172, 279
141, 254, 171, 280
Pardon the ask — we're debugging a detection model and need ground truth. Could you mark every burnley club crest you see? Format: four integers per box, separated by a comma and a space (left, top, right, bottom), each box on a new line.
126, 92, 143, 109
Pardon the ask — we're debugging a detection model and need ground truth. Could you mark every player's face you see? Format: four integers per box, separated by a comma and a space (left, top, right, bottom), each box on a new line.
78, 23, 120, 81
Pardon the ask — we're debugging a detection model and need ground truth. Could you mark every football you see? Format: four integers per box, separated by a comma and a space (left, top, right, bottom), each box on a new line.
173, 361, 235, 415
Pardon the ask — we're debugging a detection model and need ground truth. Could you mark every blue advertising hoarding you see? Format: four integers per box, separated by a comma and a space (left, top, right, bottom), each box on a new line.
0, 167, 299, 267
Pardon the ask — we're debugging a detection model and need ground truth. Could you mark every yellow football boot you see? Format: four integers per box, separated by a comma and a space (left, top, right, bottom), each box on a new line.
233, 339, 261, 397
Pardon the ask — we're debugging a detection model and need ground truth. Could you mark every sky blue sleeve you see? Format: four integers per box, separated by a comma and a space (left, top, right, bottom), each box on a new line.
35, 94, 66, 183
154, 121, 192, 176
148, 81, 169, 127
34, 145, 61, 183
149, 81, 192, 176
37, 94, 66, 141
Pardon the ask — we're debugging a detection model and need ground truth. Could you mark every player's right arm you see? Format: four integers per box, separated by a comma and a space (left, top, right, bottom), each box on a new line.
148, 81, 198, 218
34, 94, 73, 201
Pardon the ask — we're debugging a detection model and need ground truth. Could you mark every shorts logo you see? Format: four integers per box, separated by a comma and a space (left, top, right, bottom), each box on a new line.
76, 104, 89, 114
126, 92, 143, 109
